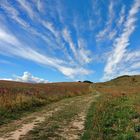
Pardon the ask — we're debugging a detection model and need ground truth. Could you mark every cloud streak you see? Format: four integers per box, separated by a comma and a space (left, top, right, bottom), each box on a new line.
96, 1, 116, 41
0, 0, 139, 81
0, 26, 91, 79
103, 0, 140, 80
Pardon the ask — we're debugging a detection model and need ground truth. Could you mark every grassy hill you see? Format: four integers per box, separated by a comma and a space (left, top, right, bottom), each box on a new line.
82, 75, 140, 140
93, 75, 140, 95
0, 75, 140, 139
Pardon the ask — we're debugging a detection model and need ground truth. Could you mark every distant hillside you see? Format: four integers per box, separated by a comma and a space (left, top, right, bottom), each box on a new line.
83, 75, 140, 140
0, 81, 90, 95
94, 75, 140, 95
108, 75, 140, 85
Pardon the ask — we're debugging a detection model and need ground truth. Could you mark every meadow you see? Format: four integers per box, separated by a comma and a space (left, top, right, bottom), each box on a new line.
0, 75, 140, 139
0, 81, 90, 125
82, 75, 140, 140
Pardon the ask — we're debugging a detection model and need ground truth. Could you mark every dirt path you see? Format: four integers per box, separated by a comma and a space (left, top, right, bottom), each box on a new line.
57, 94, 100, 140
0, 93, 99, 140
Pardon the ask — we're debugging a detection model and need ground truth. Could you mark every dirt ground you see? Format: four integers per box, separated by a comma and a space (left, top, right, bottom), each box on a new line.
0, 93, 99, 140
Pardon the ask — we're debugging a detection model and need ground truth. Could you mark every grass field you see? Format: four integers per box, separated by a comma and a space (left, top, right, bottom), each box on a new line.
0, 75, 140, 140
82, 75, 140, 140
0, 81, 90, 125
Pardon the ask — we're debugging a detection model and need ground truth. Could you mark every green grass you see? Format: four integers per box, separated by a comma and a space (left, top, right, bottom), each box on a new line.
82, 93, 140, 140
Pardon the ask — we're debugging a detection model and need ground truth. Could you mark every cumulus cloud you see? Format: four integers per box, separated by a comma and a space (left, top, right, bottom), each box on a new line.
103, 0, 140, 81
0, 72, 48, 83
15, 72, 48, 83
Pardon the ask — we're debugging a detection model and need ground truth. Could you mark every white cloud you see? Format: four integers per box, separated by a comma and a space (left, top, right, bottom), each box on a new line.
103, 0, 140, 81
42, 21, 58, 38
0, 1, 74, 63
0, 72, 48, 83
117, 6, 126, 26
130, 62, 140, 69
15, 72, 48, 83
0, 78, 13, 81
0, 1, 29, 28
0, 0, 97, 81
17, 0, 35, 19
78, 38, 92, 64
62, 28, 77, 59
62, 28, 92, 65
0, 28, 20, 46
36, 0, 44, 13
96, 1, 116, 41
124, 50, 140, 62
122, 50, 140, 71
0, 27, 91, 79
101, 50, 140, 81
57, 66, 92, 79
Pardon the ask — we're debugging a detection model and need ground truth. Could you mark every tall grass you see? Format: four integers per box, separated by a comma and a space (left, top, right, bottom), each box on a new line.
0, 82, 90, 125
0, 91, 47, 125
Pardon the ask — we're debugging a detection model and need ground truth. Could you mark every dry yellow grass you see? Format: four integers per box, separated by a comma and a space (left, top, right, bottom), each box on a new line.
0, 81, 91, 125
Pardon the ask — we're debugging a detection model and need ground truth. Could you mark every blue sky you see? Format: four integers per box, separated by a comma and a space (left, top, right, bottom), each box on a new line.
0, 0, 140, 83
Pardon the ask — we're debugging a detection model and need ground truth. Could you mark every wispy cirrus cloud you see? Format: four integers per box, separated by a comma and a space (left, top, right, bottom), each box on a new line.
109, 52, 140, 77
78, 38, 92, 64
16, 0, 35, 19
0, 25, 91, 79
121, 50, 140, 72
62, 28, 92, 65
0, 1, 29, 27
117, 6, 126, 27
0, 1, 73, 61
0, 0, 93, 66
0, 0, 139, 82
36, 0, 44, 13
103, 0, 140, 81
62, 28, 77, 60
96, 1, 116, 41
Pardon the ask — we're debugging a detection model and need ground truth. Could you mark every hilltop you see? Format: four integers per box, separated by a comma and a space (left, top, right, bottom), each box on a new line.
82, 75, 140, 140
0, 75, 140, 139
94, 75, 140, 95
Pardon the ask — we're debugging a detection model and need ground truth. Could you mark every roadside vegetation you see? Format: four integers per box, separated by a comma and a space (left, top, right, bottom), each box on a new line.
82, 93, 140, 139
0, 81, 90, 125
21, 94, 95, 140
82, 75, 140, 140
